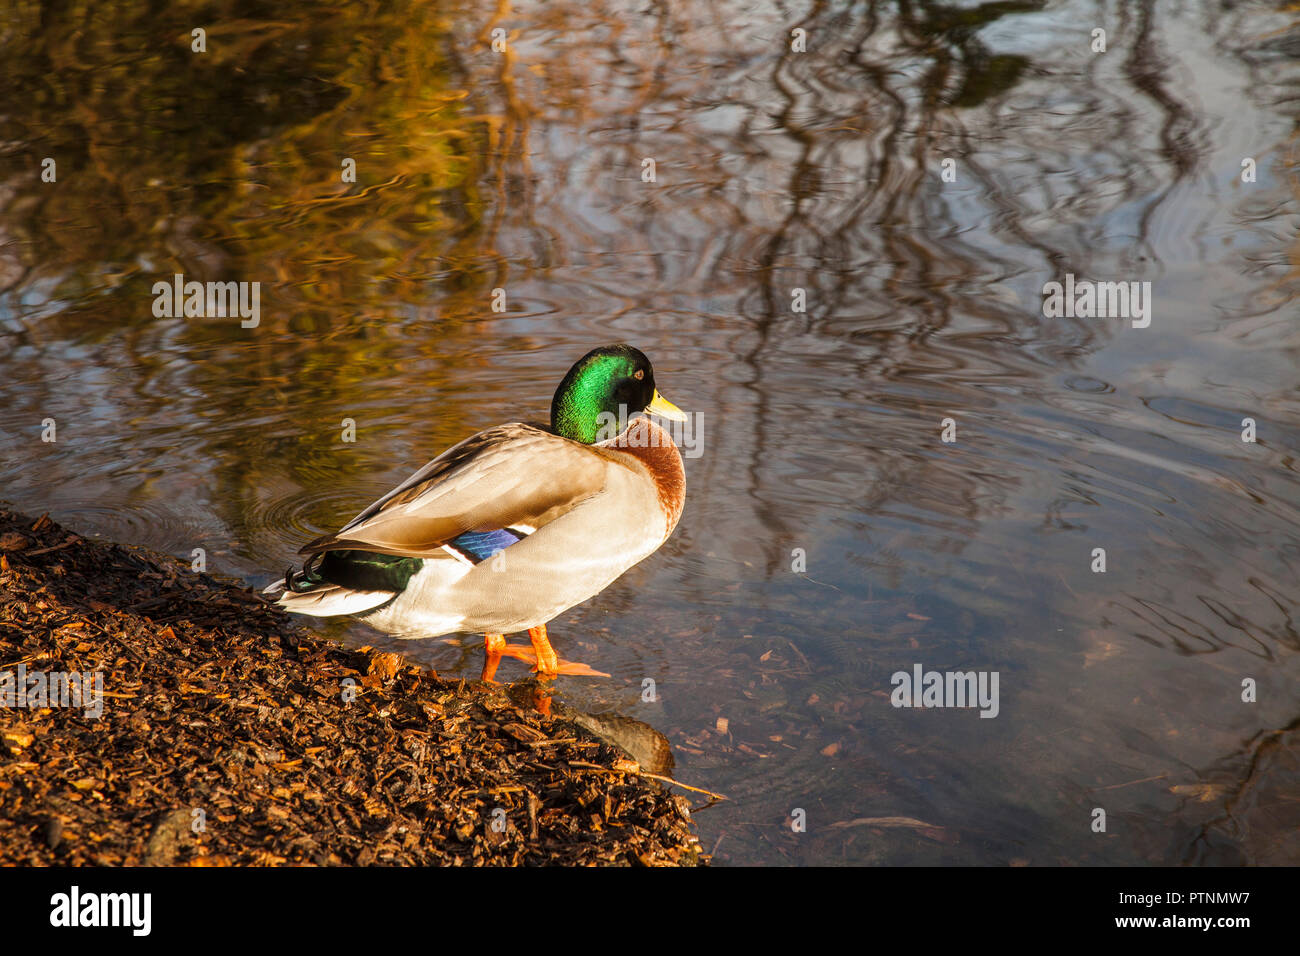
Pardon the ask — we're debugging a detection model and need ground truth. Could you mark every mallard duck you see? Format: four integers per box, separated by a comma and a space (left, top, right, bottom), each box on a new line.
264, 344, 687, 681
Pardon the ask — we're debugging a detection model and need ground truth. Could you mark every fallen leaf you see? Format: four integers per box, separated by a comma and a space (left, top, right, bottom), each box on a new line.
1170, 783, 1224, 803
367, 652, 402, 680
2, 730, 34, 749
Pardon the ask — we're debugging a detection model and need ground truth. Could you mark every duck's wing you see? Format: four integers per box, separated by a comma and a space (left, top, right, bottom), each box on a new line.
299, 423, 608, 558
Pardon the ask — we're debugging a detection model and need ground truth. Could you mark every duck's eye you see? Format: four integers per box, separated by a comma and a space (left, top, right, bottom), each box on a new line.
634, 369, 645, 380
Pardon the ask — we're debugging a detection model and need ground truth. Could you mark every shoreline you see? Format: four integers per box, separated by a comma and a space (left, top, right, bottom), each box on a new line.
0, 507, 705, 866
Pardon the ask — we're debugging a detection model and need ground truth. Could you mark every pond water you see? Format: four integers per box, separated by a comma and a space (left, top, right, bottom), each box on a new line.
1, 1, 1298, 865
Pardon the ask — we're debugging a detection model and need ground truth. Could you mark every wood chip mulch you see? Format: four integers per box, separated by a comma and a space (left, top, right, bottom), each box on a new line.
0, 508, 705, 866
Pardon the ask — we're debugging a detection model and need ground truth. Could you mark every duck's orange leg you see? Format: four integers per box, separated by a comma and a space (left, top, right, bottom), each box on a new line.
481, 627, 609, 681
481, 633, 506, 682
528, 624, 560, 676
528, 624, 609, 678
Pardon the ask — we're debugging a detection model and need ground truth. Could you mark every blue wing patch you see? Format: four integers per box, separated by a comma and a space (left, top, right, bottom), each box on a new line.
447, 527, 527, 564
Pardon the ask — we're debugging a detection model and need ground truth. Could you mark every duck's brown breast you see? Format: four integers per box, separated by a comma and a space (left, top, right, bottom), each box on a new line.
609, 417, 686, 540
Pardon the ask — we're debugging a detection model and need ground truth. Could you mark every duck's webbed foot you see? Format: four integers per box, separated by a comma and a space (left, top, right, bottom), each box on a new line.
479, 626, 610, 681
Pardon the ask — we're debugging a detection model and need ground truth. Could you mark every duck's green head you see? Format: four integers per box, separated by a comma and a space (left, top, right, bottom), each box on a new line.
551, 344, 686, 444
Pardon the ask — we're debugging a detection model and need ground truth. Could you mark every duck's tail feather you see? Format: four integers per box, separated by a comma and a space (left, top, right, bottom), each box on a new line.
263, 554, 394, 617
269, 582, 394, 616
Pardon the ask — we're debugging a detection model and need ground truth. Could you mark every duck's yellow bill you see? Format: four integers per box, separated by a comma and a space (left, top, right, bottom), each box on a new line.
647, 390, 687, 422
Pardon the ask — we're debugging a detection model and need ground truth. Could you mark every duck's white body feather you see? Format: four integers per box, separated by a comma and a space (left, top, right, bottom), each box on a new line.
264, 418, 684, 640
